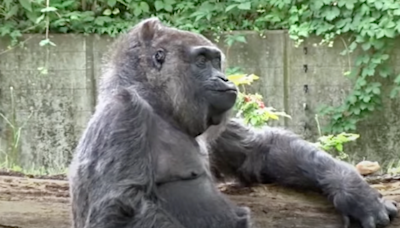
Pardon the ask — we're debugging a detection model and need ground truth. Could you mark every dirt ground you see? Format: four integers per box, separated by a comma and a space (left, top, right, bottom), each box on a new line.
1, 169, 400, 228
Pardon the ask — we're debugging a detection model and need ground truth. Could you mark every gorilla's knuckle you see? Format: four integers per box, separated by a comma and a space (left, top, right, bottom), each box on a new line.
377, 213, 391, 226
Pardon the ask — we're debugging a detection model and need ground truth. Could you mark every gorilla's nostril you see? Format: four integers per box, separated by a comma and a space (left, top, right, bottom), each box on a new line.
217, 75, 228, 82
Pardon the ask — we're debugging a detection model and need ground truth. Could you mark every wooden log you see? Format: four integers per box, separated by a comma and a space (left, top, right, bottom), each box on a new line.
1, 174, 400, 228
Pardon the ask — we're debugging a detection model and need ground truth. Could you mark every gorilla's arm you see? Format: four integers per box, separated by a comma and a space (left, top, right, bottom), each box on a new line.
72, 88, 184, 228
208, 119, 397, 228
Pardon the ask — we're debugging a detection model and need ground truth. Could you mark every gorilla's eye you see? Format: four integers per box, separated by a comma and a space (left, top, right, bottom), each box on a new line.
197, 55, 207, 68
154, 49, 165, 64
212, 58, 221, 69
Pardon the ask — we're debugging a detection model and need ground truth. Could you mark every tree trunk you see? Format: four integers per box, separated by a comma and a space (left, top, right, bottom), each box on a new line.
1, 174, 400, 228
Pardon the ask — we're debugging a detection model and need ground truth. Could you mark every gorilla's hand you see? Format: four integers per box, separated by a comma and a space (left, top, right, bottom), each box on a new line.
333, 186, 398, 228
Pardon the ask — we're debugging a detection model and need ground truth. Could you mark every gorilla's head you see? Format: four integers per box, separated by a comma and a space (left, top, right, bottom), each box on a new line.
99, 18, 237, 137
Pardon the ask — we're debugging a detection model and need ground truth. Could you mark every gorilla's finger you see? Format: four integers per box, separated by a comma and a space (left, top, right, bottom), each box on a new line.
235, 206, 250, 217
361, 216, 375, 228
383, 199, 398, 220
342, 215, 350, 228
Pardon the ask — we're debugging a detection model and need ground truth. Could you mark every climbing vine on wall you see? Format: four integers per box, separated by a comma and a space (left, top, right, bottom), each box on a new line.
1, 0, 400, 134
284, 0, 400, 134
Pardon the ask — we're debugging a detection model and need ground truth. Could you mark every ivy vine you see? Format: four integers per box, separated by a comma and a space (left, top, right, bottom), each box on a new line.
284, 0, 400, 133
1, 0, 400, 134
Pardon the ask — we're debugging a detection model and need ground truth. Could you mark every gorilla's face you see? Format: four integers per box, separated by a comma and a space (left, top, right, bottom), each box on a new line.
108, 18, 238, 136
189, 46, 238, 125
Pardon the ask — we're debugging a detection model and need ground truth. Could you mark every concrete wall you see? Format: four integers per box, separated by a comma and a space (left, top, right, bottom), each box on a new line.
0, 32, 399, 172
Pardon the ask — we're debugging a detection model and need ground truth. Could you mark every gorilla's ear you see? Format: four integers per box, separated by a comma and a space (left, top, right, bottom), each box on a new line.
138, 17, 162, 43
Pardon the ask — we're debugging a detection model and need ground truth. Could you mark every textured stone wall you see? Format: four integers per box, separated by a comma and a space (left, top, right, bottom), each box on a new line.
0, 32, 399, 171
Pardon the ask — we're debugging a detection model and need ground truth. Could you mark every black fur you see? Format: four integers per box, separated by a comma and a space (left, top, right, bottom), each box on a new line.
68, 18, 398, 228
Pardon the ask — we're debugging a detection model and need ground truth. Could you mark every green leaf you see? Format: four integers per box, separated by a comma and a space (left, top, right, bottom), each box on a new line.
107, 0, 117, 7
237, 2, 251, 10
225, 4, 238, 12
363, 96, 371, 102
19, 0, 32, 12
348, 95, 357, 104
112, 8, 120, 14
337, 0, 346, 7
356, 54, 369, 66
360, 4, 370, 15
345, 0, 356, 10
164, 4, 173, 12
134, 7, 142, 16
379, 65, 392, 78
386, 21, 396, 29
359, 102, 368, 110
25, 11, 38, 24
372, 40, 385, 49
312, 1, 324, 10
35, 14, 45, 24
390, 87, 400, 98
103, 9, 112, 16
353, 107, 361, 115
39, 39, 56, 46
394, 8, 400, 16
41, 7, 57, 12
39, 39, 49, 46
372, 87, 380, 95
335, 143, 343, 152
60, 0, 75, 7
395, 74, 400, 84
235, 36, 247, 43
154, 1, 164, 11
362, 67, 375, 77
140, 2, 150, 12
348, 41, 357, 52
250, 117, 257, 126
324, 7, 340, 21
357, 78, 367, 86
376, 29, 386, 39
336, 19, 350, 29
374, 1, 383, 9
5, 5, 19, 19
164, 0, 176, 5
361, 42, 371, 51
381, 54, 389, 60
384, 29, 396, 38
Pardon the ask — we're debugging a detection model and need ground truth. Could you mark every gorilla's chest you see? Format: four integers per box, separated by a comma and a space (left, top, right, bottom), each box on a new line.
154, 128, 209, 185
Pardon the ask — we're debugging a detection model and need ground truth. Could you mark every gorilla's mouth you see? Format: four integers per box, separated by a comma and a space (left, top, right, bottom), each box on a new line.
212, 88, 237, 93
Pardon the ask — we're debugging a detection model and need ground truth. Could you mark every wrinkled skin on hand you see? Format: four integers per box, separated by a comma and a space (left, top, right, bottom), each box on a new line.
338, 193, 397, 228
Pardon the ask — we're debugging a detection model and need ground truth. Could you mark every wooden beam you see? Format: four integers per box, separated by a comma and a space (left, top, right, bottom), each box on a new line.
1, 174, 400, 228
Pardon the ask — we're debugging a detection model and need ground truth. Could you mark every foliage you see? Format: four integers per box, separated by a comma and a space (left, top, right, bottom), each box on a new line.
227, 72, 291, 127
313, 114, 359, 160
313, 132, 359, 160
0, 0, 282, 47
228, 72, 358, 160
283, 0, 400, 134
0, 87, 33, 169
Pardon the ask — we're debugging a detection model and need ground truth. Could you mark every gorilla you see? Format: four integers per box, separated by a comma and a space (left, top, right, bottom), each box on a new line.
68, 18, 398, 228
